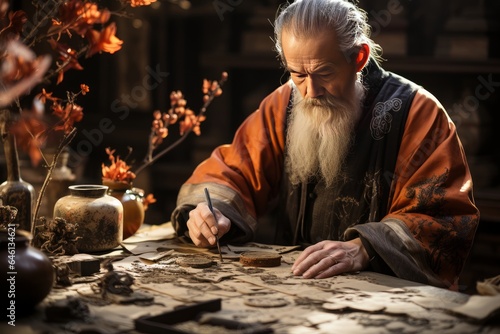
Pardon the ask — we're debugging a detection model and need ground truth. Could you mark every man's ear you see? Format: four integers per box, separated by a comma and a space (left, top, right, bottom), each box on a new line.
354, 44, 370, 72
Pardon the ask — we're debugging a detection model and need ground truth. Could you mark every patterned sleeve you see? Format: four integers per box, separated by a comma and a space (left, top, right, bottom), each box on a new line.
347, 88, 479, 290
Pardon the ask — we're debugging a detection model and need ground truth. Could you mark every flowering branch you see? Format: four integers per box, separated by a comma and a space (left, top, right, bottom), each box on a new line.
26, 83, 88, 245
134, 71, 228, 176
101, 72, 227, 218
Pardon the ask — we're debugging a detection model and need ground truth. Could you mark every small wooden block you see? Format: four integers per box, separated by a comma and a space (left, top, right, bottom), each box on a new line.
239, 251, 281, 267
65, 255, 101, 276
176, 256, 215, 268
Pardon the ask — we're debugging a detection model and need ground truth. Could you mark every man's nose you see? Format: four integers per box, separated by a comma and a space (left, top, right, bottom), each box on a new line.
305, 76, 324, 98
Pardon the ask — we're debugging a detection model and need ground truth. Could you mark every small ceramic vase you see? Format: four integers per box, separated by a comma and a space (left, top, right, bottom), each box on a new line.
102, 179, 145, 240
53, 185, 123, 253
0, 228, 54, 314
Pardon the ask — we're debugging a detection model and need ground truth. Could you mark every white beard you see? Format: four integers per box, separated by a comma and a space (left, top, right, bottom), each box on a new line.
286, 80, 365, 187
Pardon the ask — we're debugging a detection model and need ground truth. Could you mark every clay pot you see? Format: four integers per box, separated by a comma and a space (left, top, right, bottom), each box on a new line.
0, 229, 54, 315
53, 185, 123, 253
102, 179, 145, 240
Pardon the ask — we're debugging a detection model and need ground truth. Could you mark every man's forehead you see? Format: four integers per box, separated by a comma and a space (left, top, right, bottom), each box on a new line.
281, 28, 346, 66
285, 58, 337, 72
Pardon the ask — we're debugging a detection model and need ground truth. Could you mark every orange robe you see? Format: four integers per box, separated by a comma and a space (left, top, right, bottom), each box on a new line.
172, 65, 479, 290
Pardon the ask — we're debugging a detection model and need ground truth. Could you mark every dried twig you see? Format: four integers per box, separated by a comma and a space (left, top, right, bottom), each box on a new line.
30, 128, 76, 244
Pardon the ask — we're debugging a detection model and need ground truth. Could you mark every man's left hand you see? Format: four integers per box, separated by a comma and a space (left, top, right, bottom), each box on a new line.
291, 238, 370, 279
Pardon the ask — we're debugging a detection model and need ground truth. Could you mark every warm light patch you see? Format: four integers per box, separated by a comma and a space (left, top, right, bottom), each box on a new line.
460, 180, 472, 193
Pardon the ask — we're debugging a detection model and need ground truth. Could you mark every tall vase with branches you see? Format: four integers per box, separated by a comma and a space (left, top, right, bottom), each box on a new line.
0, 0, 195, 250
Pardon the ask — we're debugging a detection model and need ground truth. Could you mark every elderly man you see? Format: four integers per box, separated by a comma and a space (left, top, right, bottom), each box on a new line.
171, 0, 479, 290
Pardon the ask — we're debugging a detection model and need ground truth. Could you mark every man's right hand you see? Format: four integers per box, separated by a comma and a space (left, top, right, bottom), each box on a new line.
186, 202, 231, 247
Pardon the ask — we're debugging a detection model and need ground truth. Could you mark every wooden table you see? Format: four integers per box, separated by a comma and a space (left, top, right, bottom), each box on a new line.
4, 224, 500, 334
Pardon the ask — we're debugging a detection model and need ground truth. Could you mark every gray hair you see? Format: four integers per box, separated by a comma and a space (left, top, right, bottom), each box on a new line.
274, 0, 382, 66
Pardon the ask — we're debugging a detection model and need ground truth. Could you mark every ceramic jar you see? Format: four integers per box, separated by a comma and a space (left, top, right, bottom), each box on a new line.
53, 185, 123, 253
102, 180, 145, 240
0, 228, 54, 315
